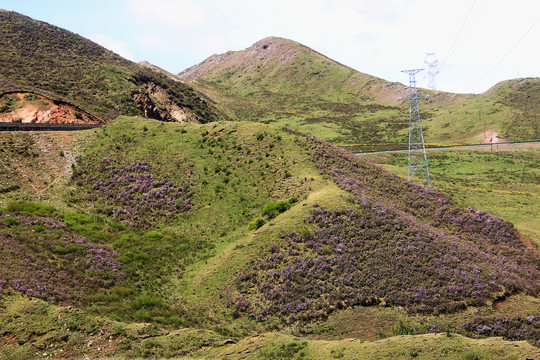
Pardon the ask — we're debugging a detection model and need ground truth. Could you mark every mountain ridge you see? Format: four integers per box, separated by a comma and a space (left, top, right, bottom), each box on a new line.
0, 11, 539, 360
179, 36, 539, 147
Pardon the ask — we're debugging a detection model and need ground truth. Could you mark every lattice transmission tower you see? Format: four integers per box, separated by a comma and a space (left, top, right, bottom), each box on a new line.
424, 52, 439, 91
401, 69, 431, 187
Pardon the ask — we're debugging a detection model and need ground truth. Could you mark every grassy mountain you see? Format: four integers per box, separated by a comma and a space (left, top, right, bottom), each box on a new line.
179, 37, 540, 149
1, 117, 539, 359
0, 11, 539, 360
0, 10, 220, 123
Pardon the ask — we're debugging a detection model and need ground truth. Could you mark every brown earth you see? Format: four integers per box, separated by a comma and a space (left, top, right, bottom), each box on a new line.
178, 37, 304, 81
0, 92, 100, 124
479, 130, 509, 144
0, 130, 91, 204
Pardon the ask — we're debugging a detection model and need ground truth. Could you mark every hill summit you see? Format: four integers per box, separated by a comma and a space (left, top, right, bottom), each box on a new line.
179, 37, 540, 147
179, 37, 360, 82
179, 36, 401, 103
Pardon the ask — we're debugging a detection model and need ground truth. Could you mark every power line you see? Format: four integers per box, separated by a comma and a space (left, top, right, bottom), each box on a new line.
438, 0, 477, 71
461, 0, 488, 41
470, 17, 540, 91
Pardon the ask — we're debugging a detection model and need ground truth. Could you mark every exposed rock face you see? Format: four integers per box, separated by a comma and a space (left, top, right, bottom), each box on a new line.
133, 82, 198, 123
133, 93, 162, 120
0, 93, 100, 124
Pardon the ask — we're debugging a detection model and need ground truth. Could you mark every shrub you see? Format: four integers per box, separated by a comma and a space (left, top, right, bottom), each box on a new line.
6, 200, 56, 217
23, 93, 39, 101
144, 230, 164, 242
135, 308, 152, 322
248, 217, 266, 230
71, 157, 194, 227
0, 212, 124, 306
456, 316, 540, 347
132, 294, 163, 310
234, 205, 540, 324
261, 201, 290, 219
391, 321, 415, 336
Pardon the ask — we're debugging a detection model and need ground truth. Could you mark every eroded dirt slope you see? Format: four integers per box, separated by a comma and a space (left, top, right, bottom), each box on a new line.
0, 92, 100, 124
0, 130, 91, 204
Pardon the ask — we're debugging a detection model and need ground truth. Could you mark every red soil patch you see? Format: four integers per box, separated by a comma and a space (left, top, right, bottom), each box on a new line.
0, 92, 99, 124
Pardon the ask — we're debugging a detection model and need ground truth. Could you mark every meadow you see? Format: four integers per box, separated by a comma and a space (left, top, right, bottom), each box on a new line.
359, 143, 540, 247
1, 117, 539, 359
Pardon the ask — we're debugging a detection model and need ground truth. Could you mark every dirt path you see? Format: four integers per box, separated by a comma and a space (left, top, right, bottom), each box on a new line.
479, 130, 508, 144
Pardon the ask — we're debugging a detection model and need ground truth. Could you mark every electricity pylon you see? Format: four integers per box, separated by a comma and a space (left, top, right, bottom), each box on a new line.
401, 69, 431, 187
424, 52, 439, 91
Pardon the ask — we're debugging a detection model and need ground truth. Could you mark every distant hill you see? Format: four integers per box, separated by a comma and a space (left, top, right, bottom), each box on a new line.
0, 10, 221, 123
179, 37, 540, 148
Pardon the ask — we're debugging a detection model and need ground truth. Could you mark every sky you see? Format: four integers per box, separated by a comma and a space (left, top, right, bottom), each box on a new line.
1, 0, 539, 94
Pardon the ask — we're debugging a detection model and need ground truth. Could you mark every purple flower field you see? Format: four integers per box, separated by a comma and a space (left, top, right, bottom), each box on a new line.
72, 157, 194, 227
0, 212, 124, 305
425, 315, 540, 347
457, 316, 540, 346
234, 135, 540, 325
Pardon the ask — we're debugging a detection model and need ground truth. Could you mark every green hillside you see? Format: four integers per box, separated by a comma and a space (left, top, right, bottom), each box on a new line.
1, 117, 539, 359
0, 12, 539, 360
0, 10, 220, 123
179, 37, 540, 149
360, 144, 540, 246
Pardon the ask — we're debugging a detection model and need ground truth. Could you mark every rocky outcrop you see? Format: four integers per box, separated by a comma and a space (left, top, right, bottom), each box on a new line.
133, 93, 163, 120
133, 82, 199, 123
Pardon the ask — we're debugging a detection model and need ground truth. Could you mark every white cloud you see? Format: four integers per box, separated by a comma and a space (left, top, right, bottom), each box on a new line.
126, 0, 210, 30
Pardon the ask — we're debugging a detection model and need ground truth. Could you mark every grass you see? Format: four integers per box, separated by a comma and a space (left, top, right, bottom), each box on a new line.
359, 144, 540, 246
0, 117, 538, 358
55, 116, 329, 329
3, 293, 536, 359
0, 292, 229, 359
198, 331, 540, 359
1, 14, 538, 357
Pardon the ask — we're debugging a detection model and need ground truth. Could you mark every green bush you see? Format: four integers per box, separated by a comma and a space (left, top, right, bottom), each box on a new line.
3, 217, 20, 226
391, 320, 415, 336
145, 230, 164, 242
132, 294, 163, 310
63, 212, 93, 226
288, 196, 298, 204
262, 340, 308, 360
248, 217, 266, 230
135, 309, 152, 322
261, 201, 291, 219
